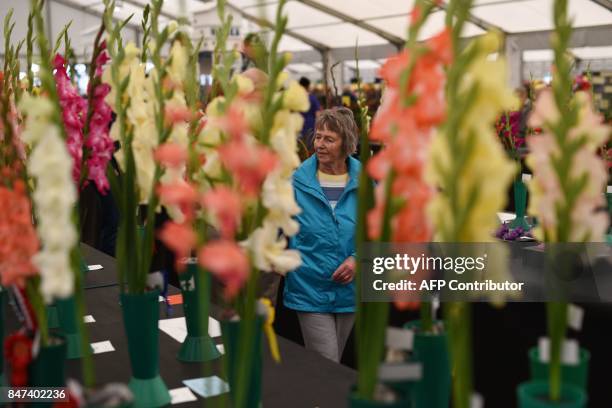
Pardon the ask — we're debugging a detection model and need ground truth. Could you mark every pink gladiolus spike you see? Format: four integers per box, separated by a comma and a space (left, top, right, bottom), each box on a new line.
154, 143, 188, 168
201, 186, 242, 239
165, 104, 194, 125
157, 182, 199, 208
198, 241, 249, 299
158, 222, 197, 272
218, 141, 278, 197
220, 106, 248, 141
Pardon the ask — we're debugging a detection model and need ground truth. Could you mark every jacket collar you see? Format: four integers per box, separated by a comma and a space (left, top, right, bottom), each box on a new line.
293, 155, 361, 196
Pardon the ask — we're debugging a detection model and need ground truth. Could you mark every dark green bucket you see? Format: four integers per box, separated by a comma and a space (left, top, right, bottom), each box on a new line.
517, 381, 587, 408
56, 295, 84, 359
120, 290, 171, 408
528, 347, 590, 390
221, 317, 263, 408
404, 320, 450, 408
510, 179, 530, 230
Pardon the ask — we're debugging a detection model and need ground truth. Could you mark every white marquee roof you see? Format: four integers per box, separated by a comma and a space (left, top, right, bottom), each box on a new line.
1, 0, 611, 64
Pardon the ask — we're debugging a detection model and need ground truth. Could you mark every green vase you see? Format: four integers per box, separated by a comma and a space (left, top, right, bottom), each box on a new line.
177, 262, 221, 363
27, 337, 67, 407
221, 318, 263, 408
404, 320, 450, 408
511, 179, 530, 230
517, 381, 587, 408
120, 290, 171, 408
528, 347, 590, 390
56, 296, 84, 359
46, 304, 59, 329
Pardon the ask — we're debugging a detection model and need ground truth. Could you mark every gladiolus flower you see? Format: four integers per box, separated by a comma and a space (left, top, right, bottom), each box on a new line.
198, 240, 249, 299
219, 140, 278, 197
201, 186, 242, 239
165, 103, 193, 124
157, 182, 199, 208
155, 143, 188, 168
158, 222, 197, 271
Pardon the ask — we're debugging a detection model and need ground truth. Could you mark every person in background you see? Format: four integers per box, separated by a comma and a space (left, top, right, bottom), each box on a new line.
285, 107, 360, 363
299, 76, 321, 151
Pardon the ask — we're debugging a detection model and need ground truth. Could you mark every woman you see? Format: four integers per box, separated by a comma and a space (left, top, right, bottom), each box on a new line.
284, 107, 360, 363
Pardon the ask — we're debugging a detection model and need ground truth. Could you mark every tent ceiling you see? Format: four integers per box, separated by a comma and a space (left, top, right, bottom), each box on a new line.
471, 0, 612, 33
524, 45, 612, 61
5, 0, 610, 59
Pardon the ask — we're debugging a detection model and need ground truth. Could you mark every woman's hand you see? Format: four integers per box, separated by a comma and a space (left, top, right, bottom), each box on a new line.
331, 256, 356, 284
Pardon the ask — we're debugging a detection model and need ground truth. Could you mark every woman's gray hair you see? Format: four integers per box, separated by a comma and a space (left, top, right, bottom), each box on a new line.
314, 107, 358, 157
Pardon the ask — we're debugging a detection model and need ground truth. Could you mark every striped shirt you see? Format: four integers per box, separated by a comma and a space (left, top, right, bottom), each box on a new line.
317, 170, 348, 210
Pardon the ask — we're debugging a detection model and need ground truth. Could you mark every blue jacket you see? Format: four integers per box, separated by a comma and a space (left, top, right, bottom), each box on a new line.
284, 155, 360, 313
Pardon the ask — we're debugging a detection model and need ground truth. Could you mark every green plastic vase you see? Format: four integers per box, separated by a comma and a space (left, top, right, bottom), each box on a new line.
517, 381, 587, 408
29, 338, 67, 385
511, 179, 530, 230
221, 317, 263, 408
528, 347, 590, 390
28, 336, 67, 407
56, 295, 84, 359
120, 290, 171, 408
404, 320, 451, 408
177, 262, 221, 363
46, 304, 59, 329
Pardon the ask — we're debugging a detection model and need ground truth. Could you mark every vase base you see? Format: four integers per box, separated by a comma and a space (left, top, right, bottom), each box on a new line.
178, 335, 222, 362
128, 374, 171, 408
517, 381, 587, 408
510, 216, 530, 230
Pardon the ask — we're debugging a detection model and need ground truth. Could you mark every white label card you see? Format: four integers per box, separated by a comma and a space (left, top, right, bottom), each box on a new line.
567, 304, 584, 331
378, 363, 422, 381
87, 264, 103, 271
471, 393, 484, 408
83, 315, 95, 323
538, 337, 579, 365
169, 387, 197, 405
183, 376, 229, 399
385, 327, 414, 351
159, 317, 222, 343
91, 340, 115, 354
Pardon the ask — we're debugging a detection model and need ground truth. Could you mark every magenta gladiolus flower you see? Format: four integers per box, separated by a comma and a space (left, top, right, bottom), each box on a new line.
53, 46, 114, 194
53, 54, 87, 185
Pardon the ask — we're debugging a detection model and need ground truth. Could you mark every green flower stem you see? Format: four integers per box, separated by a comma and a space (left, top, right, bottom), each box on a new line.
420, 302, 433, 332
26, 11, 35, 94
103, 0, 138, 294
440, 1, 477, 407
445, 301, 473, 408
544, 0, 578, 400
354, 54, 379, 399
26, 278, 49, 346
30, 0, 66, 134
354, 0, 439, 399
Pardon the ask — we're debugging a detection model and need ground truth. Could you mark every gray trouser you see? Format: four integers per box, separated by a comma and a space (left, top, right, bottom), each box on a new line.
297, 312, 355, 363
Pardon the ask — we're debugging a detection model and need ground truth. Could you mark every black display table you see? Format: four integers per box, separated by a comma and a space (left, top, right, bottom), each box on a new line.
72, 244, 357, 407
